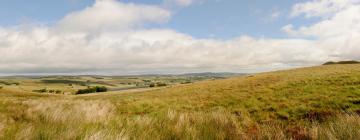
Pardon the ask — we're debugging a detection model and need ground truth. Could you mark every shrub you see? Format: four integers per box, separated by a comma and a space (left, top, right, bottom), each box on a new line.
0, 81, 19, 86
33, 88, 48, 93
76, 86, 107, 94
149, 82, 167, 87
55, 90, 62, 94
149, 83, 155, 87
95, 86, 107, 92
76, 88, 94, 94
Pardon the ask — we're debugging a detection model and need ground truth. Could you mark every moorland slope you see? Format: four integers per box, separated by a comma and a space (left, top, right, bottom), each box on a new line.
0, 64, 360, 139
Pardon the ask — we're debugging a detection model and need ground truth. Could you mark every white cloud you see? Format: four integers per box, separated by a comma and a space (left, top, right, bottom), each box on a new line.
290, 0, 360, 18
0, 26, 325, 74
174, 0, 193, 7
0, 0, 360, 74
285, 0, 360, 61
58, 0, 171, 33
163, 0, 201, 7
287, 5, 360, 38
281, 24, 297, 36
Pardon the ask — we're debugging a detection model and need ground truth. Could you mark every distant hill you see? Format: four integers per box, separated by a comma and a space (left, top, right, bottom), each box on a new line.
176, 72, 246, 77
323, 60, 360, 65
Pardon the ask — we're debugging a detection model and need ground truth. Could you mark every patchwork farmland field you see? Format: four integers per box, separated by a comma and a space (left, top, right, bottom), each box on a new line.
0, 73, 238, 95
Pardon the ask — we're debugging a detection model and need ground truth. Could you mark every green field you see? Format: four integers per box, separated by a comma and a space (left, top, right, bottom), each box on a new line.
0, 65, 360, 139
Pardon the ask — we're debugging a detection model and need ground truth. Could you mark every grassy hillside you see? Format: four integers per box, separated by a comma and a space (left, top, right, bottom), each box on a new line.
0, 65, 360, 139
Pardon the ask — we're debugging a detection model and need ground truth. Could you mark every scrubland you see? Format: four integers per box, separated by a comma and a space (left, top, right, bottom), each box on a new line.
0, 64, 360, 140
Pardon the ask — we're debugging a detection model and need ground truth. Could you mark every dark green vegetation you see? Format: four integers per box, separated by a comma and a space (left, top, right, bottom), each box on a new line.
0, 80, 19, 86
323, 60, 360, 65
76, 86, 108, 94
0, 65, 359, 139
32, 88, 49, 93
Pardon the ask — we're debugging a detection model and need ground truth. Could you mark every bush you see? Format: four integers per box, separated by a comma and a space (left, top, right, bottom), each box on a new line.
95, 86, 107, 92
33, 88, 48, 93
76, 86, 107, 94
149, 83, 155, 87
76, 88, 94, 94
55, 90, 62, 94
0, 81, 19, 86
0, 86, 2, 89
149, 82, 167, 87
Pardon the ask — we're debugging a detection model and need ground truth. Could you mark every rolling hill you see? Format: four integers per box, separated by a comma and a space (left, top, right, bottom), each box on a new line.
0, 64, 360, 140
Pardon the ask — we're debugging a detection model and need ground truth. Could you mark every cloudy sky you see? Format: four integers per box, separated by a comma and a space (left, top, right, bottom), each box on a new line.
0, 0, 359, 75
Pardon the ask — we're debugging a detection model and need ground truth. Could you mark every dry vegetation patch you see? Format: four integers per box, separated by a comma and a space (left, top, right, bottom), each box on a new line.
24, 99, 115, 123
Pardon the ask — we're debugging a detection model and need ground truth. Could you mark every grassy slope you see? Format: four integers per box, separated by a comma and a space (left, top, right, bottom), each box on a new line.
0, 64, 360, 139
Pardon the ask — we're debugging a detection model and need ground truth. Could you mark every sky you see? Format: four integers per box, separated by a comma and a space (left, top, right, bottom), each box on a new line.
0, 0, 359, 75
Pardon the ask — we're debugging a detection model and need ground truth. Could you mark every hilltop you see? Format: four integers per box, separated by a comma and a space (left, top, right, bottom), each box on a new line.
0, 64, 360, 139
323, 60, 360, 65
